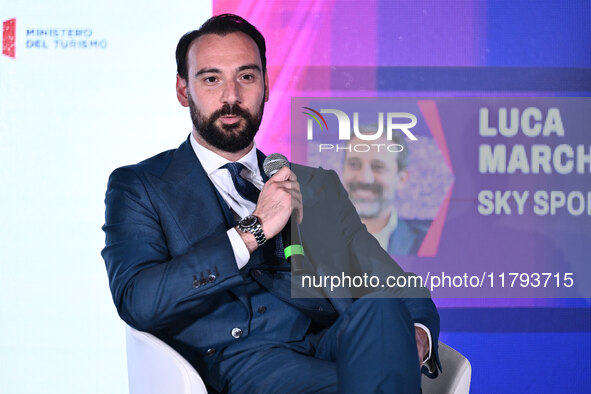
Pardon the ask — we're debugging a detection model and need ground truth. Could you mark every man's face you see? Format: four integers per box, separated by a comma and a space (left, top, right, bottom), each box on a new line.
342, 142, 407, 219
176, 32, 268, 153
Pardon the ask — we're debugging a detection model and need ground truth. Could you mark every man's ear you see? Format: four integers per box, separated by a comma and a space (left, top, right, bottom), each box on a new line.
264, 72, 269, 102
176, 74, 189, 107
399, 168, 409, 186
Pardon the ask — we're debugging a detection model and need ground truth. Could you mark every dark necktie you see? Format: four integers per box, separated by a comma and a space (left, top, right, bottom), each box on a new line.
222, 162, 260, 204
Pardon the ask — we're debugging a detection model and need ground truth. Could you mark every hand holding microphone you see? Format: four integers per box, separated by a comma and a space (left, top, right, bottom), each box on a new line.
252, 166, 302, 237
251, 154, 305, 274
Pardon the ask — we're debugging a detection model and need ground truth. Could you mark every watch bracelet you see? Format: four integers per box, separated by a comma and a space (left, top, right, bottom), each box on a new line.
250, 226, 267, 246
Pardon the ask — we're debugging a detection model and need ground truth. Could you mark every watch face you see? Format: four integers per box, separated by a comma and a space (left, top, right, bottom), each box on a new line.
240, 215, 258, 228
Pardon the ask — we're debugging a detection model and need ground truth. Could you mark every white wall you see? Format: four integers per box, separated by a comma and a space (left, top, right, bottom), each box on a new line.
0, 1, 211, 392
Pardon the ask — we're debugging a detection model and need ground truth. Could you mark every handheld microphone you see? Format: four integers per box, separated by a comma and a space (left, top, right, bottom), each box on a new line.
263, 153, 305, 274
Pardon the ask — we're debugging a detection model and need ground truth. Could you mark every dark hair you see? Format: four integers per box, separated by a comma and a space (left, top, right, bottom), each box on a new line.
175, 13, 267, 81
385, 131, 408, 171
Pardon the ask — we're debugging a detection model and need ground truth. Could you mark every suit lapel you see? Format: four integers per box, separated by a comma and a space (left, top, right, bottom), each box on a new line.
256, 149, 269, 181
388, 219, 415, 255
148, 138, 235, 244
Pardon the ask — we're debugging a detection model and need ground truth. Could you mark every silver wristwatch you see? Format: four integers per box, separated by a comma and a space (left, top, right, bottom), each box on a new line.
238, 215, 267, 246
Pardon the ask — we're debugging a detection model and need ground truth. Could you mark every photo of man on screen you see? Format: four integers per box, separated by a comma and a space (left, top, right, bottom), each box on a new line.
342, 130, 431, 255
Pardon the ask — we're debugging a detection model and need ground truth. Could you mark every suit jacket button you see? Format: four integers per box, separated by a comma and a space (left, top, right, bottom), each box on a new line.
231, 327, 243, 339
206, 348, 216, 356
208, 274, 216, 282
257, 306, 267, 314
193, 279, 200, 288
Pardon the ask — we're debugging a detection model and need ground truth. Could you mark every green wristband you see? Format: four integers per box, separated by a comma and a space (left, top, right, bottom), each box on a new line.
284, 244, 305, 259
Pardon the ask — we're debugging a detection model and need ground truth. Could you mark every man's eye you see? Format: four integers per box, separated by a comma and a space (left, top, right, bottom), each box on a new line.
241, 74, 254, 81
346, 160, 361, 170
203, 76, 218, 83
371, 163, 386, 172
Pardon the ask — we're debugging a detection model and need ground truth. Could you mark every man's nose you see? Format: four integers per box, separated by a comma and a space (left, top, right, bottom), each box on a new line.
222, 79, 241, 105
358, 165, 375, 183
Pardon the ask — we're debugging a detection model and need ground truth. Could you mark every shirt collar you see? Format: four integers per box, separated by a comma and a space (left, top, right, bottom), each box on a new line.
373, 209, 399, 250
383, 210, 399, 234
190, 132, 260, 177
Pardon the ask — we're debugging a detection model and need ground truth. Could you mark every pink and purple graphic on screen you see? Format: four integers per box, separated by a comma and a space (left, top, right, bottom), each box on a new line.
214, 0, 591, 300
208, 3, 591, 392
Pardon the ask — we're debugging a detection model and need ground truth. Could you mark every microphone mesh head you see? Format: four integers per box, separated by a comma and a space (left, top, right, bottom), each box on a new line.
263, 153, 289, 176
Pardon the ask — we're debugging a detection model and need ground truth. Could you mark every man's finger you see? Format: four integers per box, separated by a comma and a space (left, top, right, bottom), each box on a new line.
269, 166, 292, 182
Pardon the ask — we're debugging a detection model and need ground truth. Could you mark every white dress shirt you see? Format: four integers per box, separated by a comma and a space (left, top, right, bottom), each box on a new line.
373, 210, 399, 250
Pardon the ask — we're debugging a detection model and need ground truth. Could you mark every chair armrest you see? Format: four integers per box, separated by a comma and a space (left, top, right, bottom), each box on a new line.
125, 325, 208, 394
421, 342, 472, 394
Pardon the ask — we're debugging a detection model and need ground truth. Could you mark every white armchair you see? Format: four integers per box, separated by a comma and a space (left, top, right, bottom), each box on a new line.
125, 325, 208, 394
126, 325, 471, 394
421, 342, 472, 394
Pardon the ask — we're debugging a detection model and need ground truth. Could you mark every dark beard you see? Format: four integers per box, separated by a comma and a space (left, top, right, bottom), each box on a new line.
188, 93, 264, 153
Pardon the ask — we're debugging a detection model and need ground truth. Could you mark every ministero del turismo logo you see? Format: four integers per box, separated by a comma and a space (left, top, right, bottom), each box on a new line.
303, 106, 418, 153
2, 17, 108, 58
2, 18, 16, 58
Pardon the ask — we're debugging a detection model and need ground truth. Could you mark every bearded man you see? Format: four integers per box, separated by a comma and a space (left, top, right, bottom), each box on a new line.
342, 132, 431, 255
102, 14, 439, 393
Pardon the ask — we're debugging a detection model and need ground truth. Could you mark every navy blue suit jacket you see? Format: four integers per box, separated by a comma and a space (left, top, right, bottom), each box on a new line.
388, 218, 432, 255
101, 138, 440, 386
